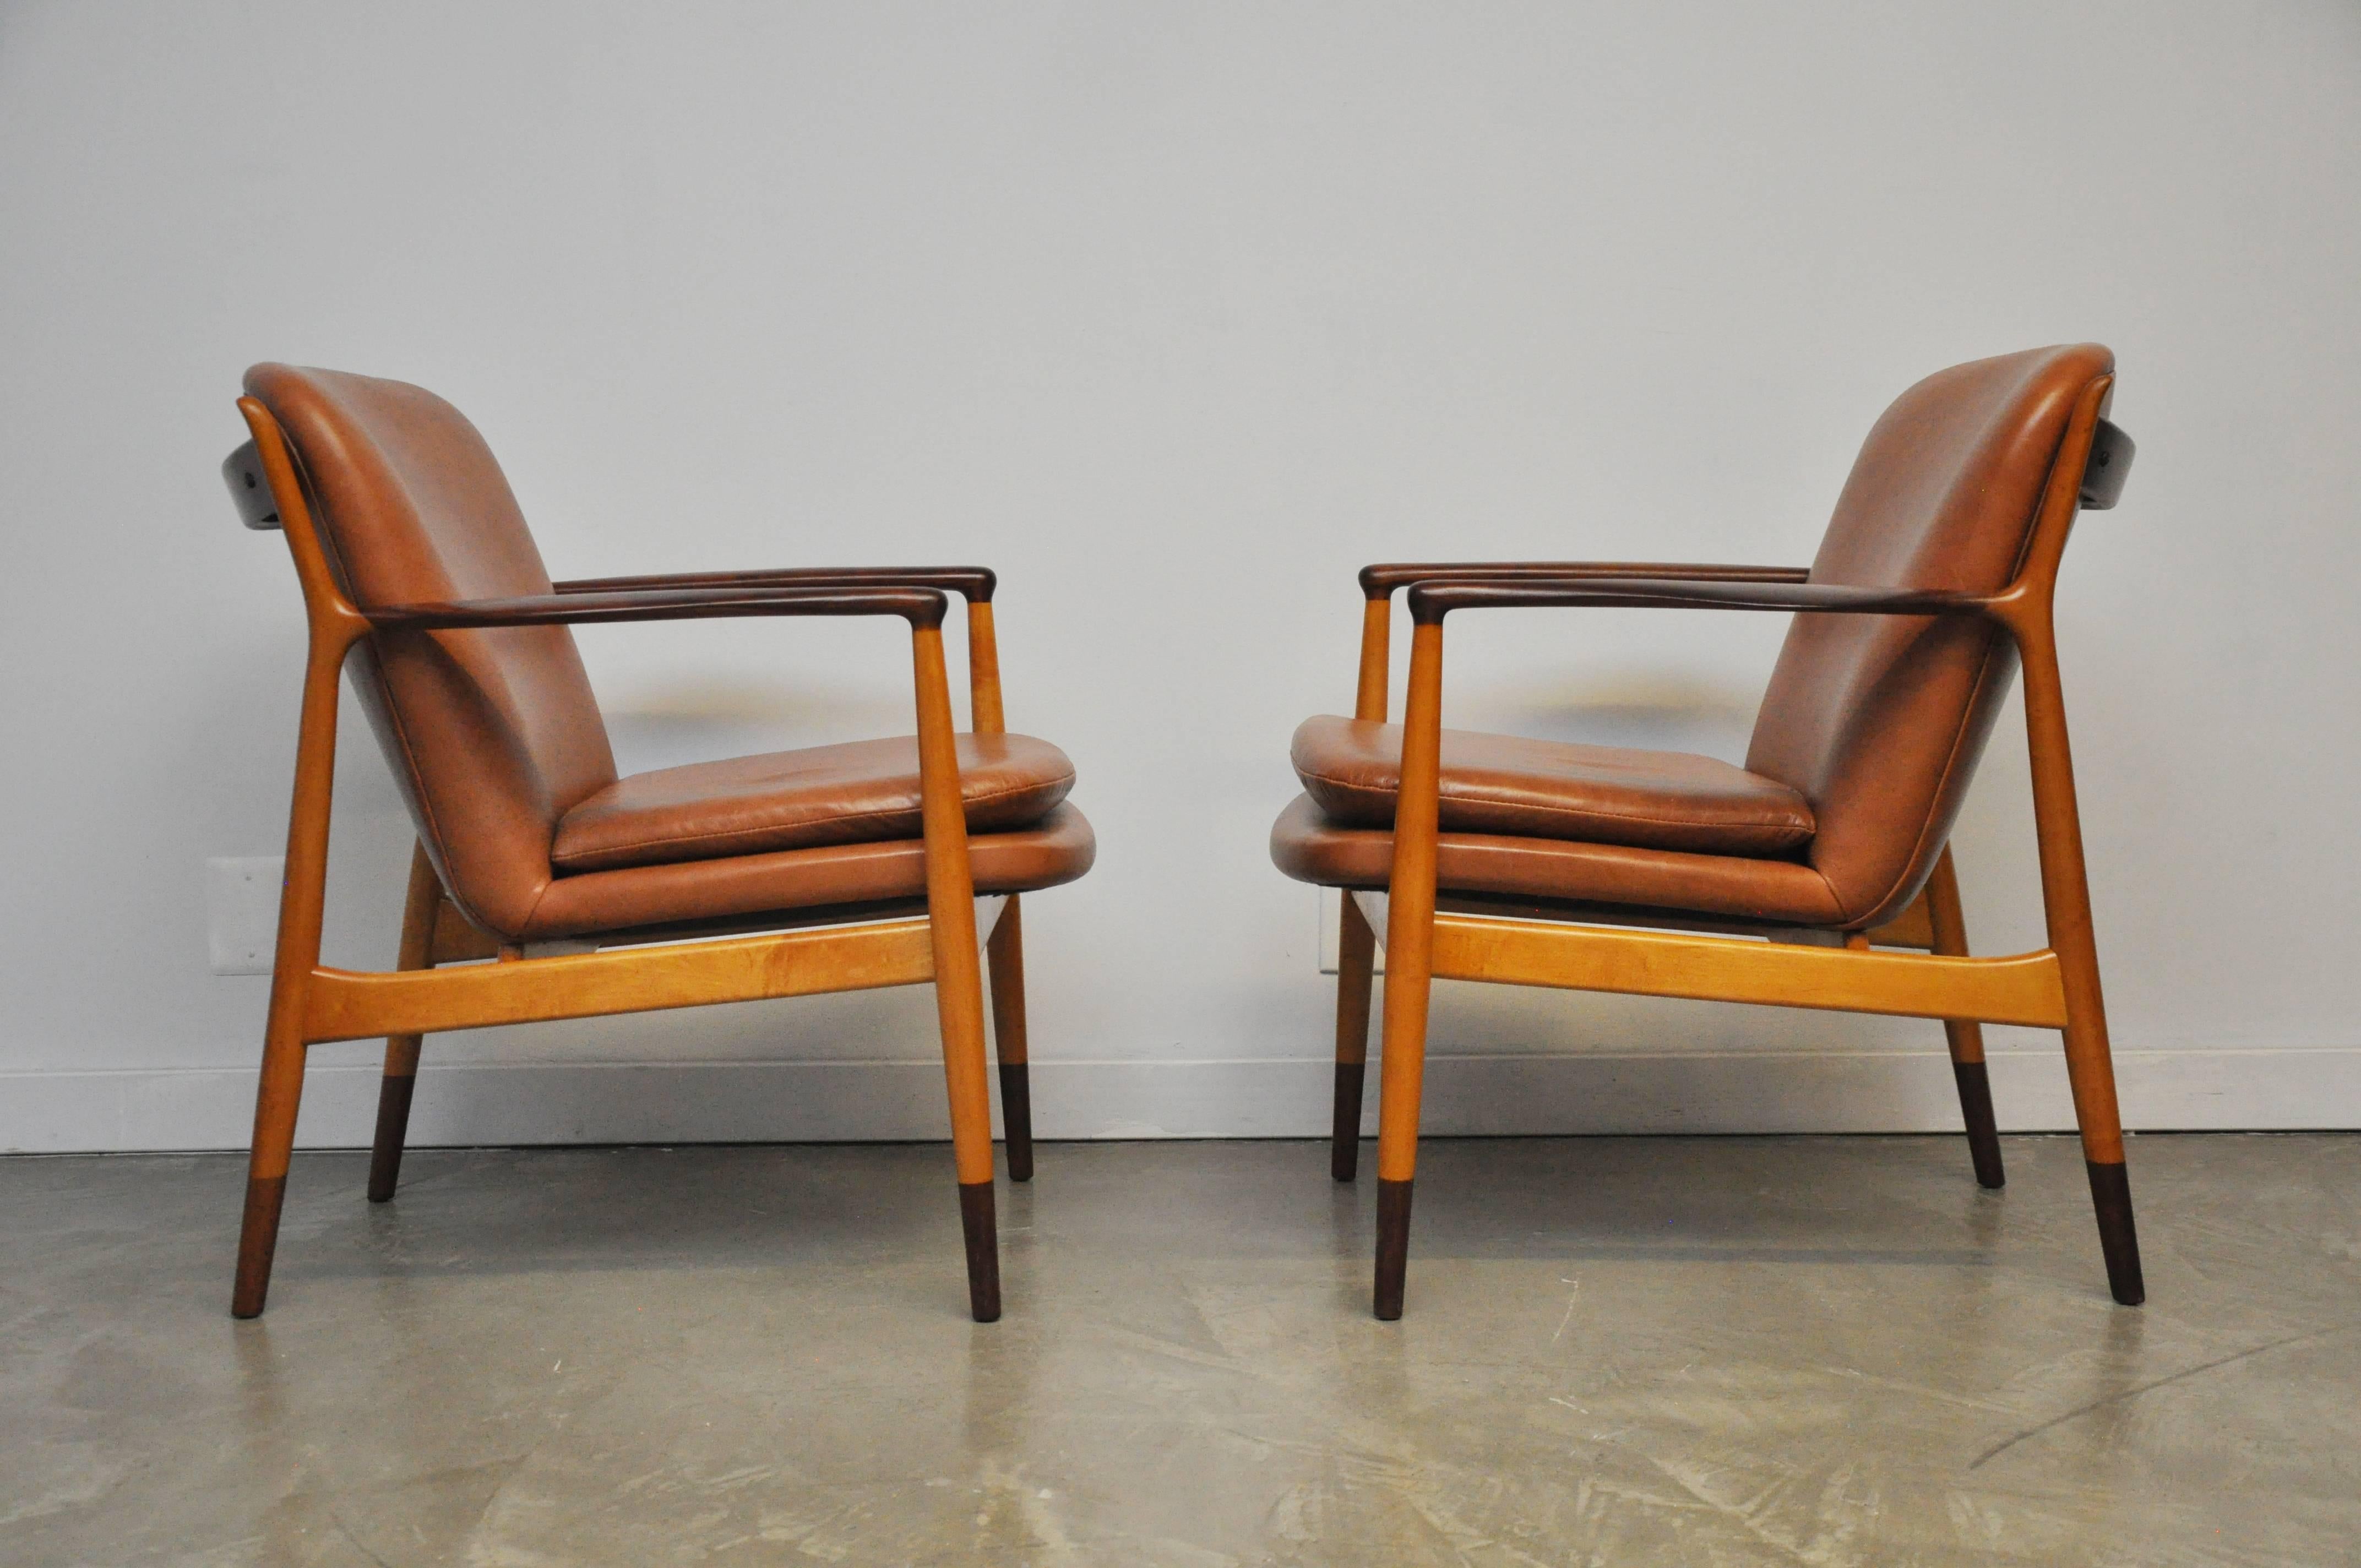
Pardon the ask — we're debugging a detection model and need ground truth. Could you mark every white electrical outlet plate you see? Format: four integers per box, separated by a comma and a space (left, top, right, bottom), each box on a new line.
1316, 888, 1385, 976
207, 857, 284, 974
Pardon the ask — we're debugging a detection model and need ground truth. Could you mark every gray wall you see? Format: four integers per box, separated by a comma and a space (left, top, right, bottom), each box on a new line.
4, 1, 2357, 1150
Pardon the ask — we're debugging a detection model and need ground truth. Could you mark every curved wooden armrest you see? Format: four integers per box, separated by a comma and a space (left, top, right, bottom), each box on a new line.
1404, 576, 1995, 624
367, 584, 950, 631
1358, 561, 1809, 598
553, 566, 996, 602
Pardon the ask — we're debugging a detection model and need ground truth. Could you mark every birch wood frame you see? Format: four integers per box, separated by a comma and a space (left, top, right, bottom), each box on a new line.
1334, 376, 2142, 1319
226, 395, 1029, 1324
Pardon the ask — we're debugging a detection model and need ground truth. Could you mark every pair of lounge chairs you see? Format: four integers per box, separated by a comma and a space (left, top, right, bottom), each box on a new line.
220, 343, 2139, 1323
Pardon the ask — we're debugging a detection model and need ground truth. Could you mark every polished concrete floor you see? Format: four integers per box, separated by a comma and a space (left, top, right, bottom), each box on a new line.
4, 1134, 2358, 1566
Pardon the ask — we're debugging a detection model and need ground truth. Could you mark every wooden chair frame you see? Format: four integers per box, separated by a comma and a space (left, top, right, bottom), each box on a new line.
225, 395, 1035, 1322
1329, 374, 2144, 1318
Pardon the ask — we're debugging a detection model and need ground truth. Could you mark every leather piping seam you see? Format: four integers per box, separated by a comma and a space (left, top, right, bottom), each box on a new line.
1284, 819, 1849, 924
1837, 389, 2091, 928
548, 772, 1076, 873
515, 868, 561, 943
1292, 770, 1813, 845
285, 431, 532, 944
1777, 627, 1998, 929
519, 824, 1092, 941
1805, 860, 1851, 929
1843, 628, 2011, 930
362, 626, 559, 941
1807, 385, 2095, 928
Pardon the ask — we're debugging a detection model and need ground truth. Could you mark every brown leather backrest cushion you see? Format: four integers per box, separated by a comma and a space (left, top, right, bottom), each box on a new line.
245, 365, 617, 936
1744, 344, 2110, 926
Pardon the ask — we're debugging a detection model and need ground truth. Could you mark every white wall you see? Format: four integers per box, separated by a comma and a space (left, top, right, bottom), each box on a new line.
4, 1, 2358, 1152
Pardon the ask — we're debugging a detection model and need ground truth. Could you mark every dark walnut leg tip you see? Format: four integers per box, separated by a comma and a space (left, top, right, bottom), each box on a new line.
1373, 1178, 1413, 1321
230, 1174, 287, 1319
1331, 1063, 1366, 1183
958, 1180, 1002, 1323
2085, 1159, 2146, 1306
997, 1063, 1034, 1184
1952, 1060, 2006, 1189
366, 1075, 418, 1203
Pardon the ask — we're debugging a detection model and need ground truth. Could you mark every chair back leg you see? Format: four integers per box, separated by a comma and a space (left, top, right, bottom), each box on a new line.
986, 895, 1034, 1183
1924, 847, 2006, 1189
2057, 946, 2144, 1303
2019, 616, 2145, 1305
235, 891, 320, 1319
232, 1028, 307, 1319
1330, 891, 1377, 1181
231, 627, 348, 1319
367, 843, 441, 1202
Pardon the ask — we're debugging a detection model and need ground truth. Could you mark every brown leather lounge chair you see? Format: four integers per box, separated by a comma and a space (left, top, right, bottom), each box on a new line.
220, 366, 1093, 1321
1271, 344, 2141, 1319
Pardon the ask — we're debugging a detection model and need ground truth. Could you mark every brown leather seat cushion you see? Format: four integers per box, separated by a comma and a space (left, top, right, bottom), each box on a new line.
1269, 795, 1842, 927
1291, 716, 1814, 856
525, 804, 1095, 940
553, 733, 1075, 873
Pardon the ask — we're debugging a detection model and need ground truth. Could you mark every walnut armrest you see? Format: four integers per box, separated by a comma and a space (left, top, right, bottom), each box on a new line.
367, 584, 949, 631
553, 566, 997, 602
1346, 563, 1809, 722
551, 569, 1015, 736
1403, 576, 1993, 624
1359, 562, 1809, 598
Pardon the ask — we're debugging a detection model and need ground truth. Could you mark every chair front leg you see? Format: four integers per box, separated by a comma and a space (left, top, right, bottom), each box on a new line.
912, 619, 1001, 1321
1331, 891, 1377, 1181
1373, 619, 1447, 1320
368, 842, 442, 1202
1924, 846, 2005, 1189
986, 894, 1033, 1183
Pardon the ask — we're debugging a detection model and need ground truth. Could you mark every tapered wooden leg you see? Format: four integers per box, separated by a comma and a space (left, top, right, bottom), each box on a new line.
2018, 614, 2144, 1306
1374, 620, 1446, 1321
1373, 1009, 1428, 1322
368, 844, 440, 1203
231, 618, 351, 1320
233, 1023, 308, 1319
1375, 1172, 1416, 1305
912, 620, 1001, 1322
1924, 847, 2005, 1189
986, 895, 1033, 1184
940, 941, 1002, 1320
958, 1179, 1000, 1320
1332, 891, 1377, 1181
1949, 1058, 2003, 1188
2082, 1156, 2141, 1302
2058, 968, 2142, 1305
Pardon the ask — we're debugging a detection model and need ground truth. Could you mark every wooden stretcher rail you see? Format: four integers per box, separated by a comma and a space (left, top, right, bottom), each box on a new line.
302, 918, 938, 1043
1427, 912, 2069, 1028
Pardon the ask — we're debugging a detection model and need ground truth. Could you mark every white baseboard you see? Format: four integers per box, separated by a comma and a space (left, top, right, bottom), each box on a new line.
4, 1048, 2357, 1153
